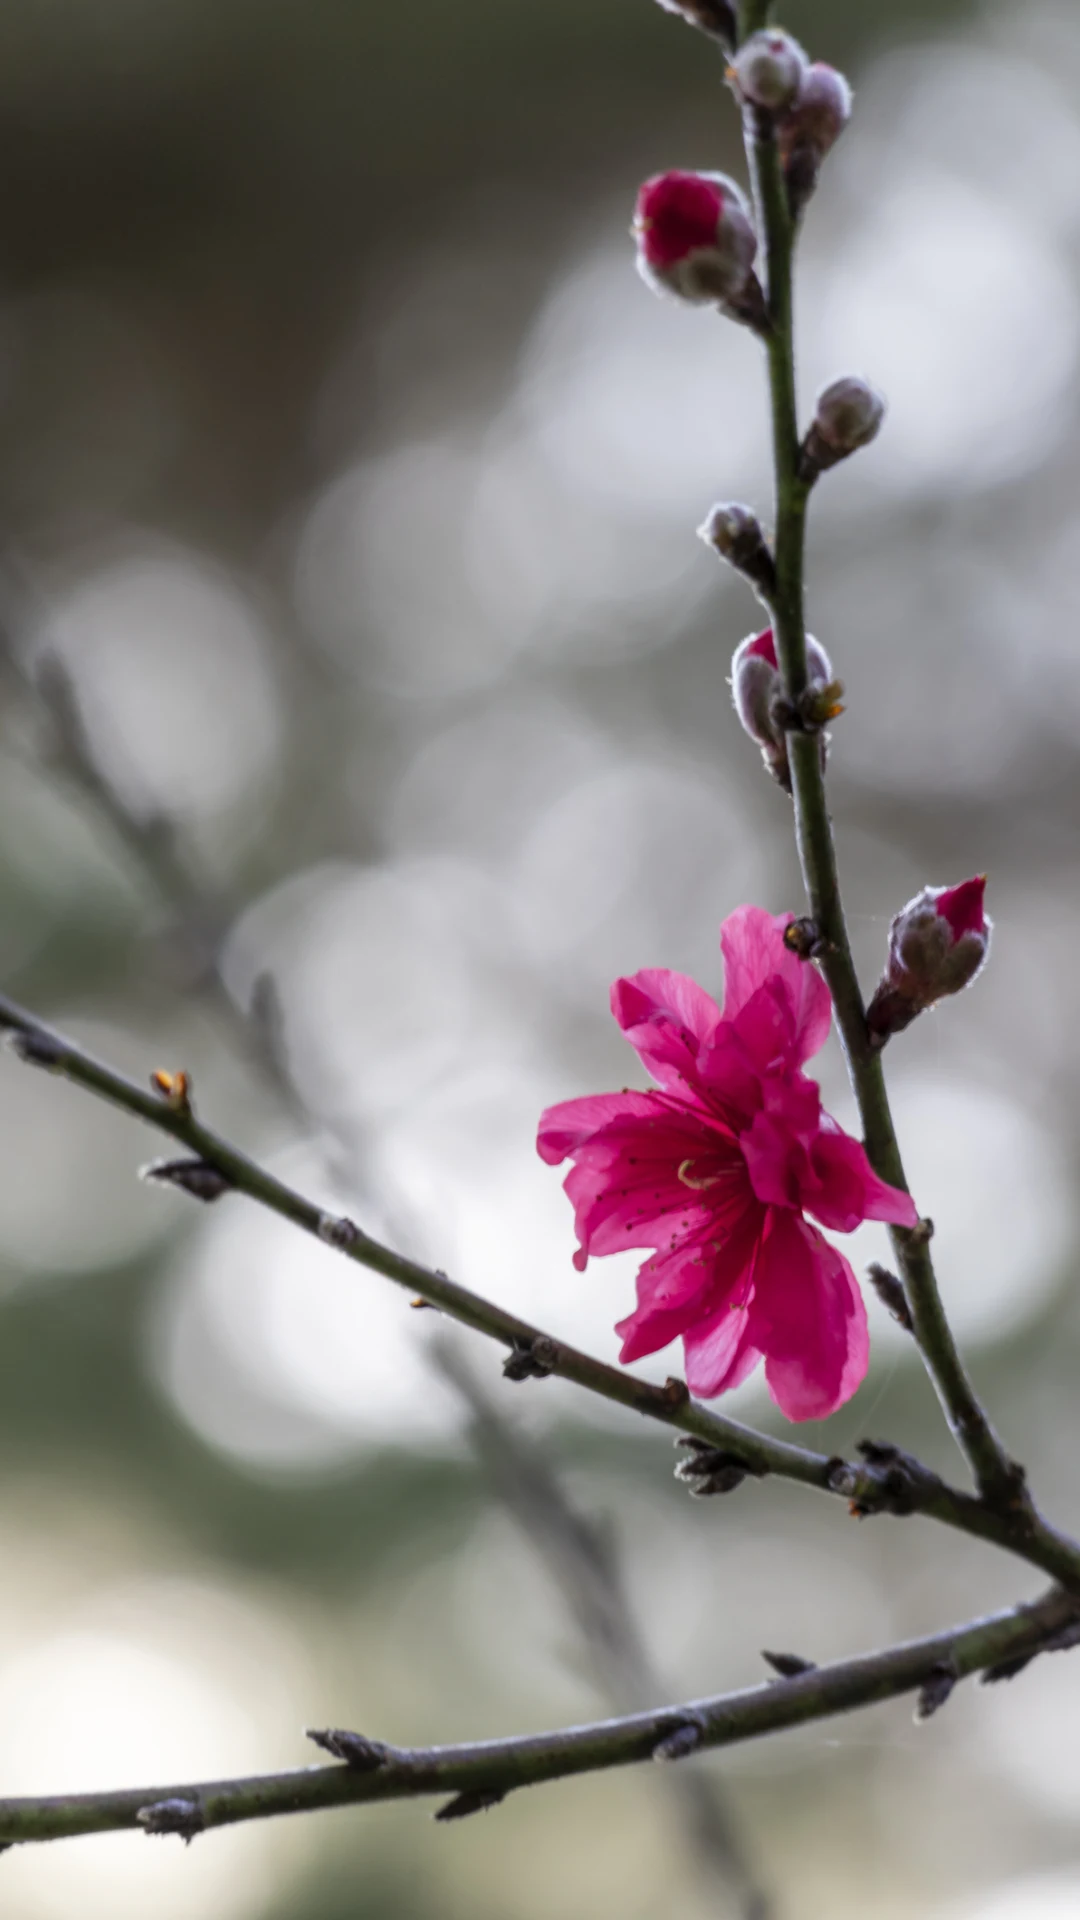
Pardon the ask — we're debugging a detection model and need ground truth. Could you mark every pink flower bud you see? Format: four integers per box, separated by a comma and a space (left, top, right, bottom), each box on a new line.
800, 377, 886, 481
867, 877, 992, 1045
779, 63, 852, 213
729, 30, 807, 113
634, 170, 759, 309
730, 626, 835, 788
653, 0, 736, 42
780, 63, 851, 162
697, 501, 775, 598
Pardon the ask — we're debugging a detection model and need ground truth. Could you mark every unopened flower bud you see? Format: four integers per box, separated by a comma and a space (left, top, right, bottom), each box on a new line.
730, 626, 836, 789
697, 501, 775, 600
634, 171, 764, 327
729, 30, 807, 113
800, 377, 886, 481
778, 63, 852, 210
653, 0, 736, 43
867, 877, 991, 1045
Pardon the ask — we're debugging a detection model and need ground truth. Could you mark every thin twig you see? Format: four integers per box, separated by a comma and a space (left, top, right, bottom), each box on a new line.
0, 1587, 1073, 1846
742, 88, 1025, 1514
435, 1340, 770, 1919
1, 989, 1078, 1586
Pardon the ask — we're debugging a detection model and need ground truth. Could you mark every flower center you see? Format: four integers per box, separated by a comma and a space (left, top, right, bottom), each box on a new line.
677, 1158, 725, 1191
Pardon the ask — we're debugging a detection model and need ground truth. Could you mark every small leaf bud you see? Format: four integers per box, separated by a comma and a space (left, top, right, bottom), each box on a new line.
697, 501, 775, 600
728, 30, 807, 114
730, 626, 835, 790
633, 171, 763, 325
779, 63, 852, 211
653, 0, 736, 44
800, 376, 886, 481
867, 877, 991, 1046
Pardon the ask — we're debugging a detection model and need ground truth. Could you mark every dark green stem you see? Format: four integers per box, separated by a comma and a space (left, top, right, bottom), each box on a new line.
745, 122, 1028, 1515
736, 1, 771, 41
0, 1588, 1073, 1845
1, 990, 1078, 1584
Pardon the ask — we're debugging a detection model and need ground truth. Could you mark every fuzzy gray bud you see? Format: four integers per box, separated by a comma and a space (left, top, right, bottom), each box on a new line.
697, 501, 775, 599
730, 626, 837, 790
729, 29, 807, 113
867, 878, 991, 1046
800, 377, 886, 480
779, 63, 852, 211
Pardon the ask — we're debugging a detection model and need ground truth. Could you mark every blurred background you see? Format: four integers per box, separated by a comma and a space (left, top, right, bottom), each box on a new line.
0, 0, 1078, 1912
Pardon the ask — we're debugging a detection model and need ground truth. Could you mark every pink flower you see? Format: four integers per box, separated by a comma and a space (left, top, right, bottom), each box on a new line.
538, 906, 918, 1421
634, 170, 758, 306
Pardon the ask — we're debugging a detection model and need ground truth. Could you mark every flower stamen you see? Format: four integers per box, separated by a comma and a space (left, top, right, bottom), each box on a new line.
677, 1158, 724, 1190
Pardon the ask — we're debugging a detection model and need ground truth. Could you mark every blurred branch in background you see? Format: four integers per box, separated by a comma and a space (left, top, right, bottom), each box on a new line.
433, 1336, 770, 1920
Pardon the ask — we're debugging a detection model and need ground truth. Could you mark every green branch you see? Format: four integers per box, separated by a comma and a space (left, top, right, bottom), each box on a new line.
0, 991, 1078, 1585
0, 1588, 1073, 1846
744, 118, 1026, 1515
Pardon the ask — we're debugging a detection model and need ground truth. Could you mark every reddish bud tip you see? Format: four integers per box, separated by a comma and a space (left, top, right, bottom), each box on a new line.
729, 30, 807, 113
634, 170, 758, 306
935, 875, 987, 942
867, 877, 992, 1044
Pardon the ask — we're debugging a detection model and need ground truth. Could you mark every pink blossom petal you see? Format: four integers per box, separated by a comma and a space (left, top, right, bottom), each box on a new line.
683, 1302, 763, 1398
740, 1108, 810, 1210
537, 1090, 665, 1165
721, 905, 832, 1066
617, 1300, 702, 1364
807, 1127, 919, 1232
685, 1023, 763, 1131
611, 968, 723, 1091
616, 1199, 764, 1365
753, 1210, 868, 1420
564, 1110, 742, 1262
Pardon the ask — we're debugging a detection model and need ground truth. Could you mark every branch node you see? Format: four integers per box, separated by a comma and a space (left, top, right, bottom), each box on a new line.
135, 1797, 205, 1842
502, 1335, 558, 1382
150, 1068, 193, 1117
825, 1442, 925, 1518
305, 1728, 392, 1771
652, 1713, 706, 1762
674, 1434, 763, 1496
782, 916, 826, 961
434, 1787, 506, 1822
761, 1649, 817, 1678
5, 1028, 64, 1071
140, 1157, 235, 1204
316, 1213, 361, 1251
914, 1661, 958, 1723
